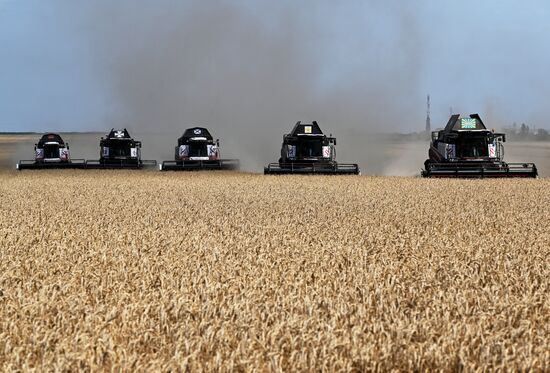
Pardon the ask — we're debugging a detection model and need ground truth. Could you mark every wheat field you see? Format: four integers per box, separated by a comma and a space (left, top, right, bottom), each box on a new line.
0, 170, 549, 371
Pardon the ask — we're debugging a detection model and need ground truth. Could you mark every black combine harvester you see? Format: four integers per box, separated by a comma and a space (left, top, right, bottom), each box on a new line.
264, 121, 360, 175
85, 128, 156, 169
422, 114, 537, 178
17, 133, 85, 170
159, 127, 239, 171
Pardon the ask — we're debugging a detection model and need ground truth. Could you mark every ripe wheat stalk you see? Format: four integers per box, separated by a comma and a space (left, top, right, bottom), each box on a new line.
0, 171, 548, 371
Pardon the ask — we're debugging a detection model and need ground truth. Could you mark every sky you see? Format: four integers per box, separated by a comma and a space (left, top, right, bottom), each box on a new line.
1, 0, 550, 133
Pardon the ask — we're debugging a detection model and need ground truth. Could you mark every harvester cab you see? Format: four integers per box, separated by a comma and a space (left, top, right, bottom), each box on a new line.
36, 133, 70, 162
422, 114, 537, 178
85, 128, 156, 169
159, 127, 239, 171
264, 121, 360, 175
16, 133, 85, 170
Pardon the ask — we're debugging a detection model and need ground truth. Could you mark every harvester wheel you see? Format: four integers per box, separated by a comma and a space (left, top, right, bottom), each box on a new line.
424, 159, 432, 171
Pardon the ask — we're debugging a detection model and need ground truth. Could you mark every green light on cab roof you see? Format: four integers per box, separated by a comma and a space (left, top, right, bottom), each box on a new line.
461, 118, 477, 129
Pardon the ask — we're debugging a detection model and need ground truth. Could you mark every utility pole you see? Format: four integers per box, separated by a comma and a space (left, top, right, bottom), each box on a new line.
425, 94, 431, 133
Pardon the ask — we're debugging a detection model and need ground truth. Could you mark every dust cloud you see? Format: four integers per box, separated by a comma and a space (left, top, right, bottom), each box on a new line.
49, 1, 425, 171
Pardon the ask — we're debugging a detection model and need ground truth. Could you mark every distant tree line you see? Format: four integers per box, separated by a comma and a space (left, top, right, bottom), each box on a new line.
502, 123, 550, 141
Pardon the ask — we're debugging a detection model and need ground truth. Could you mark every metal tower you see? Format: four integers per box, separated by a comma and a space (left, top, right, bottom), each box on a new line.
425, 94, 431, 133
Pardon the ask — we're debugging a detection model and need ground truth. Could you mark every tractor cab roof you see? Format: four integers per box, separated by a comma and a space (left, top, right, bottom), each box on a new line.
105, 128, 133, 140
287, 121, 326, 138
437, 114, 506, 142
178, 127, 213, 143
37, 133, 65, 146
444, 114, 490, 133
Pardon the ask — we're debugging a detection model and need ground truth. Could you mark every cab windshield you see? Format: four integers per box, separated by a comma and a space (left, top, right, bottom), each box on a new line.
297, 139, 322, 158
189, 142, 208, 157
43, 144, 60, 158
109, 140, 133, 157
457, 136, 489, 158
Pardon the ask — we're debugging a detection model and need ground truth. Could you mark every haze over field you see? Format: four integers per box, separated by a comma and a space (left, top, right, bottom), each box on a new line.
3, 133, 550, 177
1, 1, 550, 135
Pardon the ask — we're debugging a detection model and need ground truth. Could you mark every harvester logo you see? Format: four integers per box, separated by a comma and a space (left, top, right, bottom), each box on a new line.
445, 144, 456, 159
194, 129, 202, 135
179, 145, 189, 157
287, 145, 296, 159
208, 145, 219, 158
460, 118, 477, 129
489, 144, 496, 158
114, 130, 125, 138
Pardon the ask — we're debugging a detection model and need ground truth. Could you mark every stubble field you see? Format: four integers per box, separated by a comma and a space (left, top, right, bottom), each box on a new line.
0, 170, 549, 371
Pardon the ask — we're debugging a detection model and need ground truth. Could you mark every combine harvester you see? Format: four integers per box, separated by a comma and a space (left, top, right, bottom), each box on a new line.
85, 128, 156, 169
422, 114, 537, 178
16, 133, 85, 170
159, 127, 239, 171
264, 121, 360, 175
